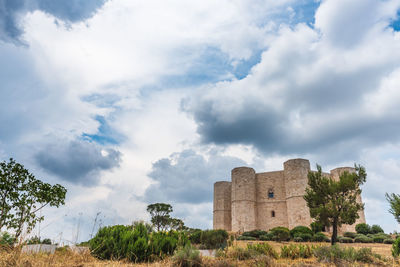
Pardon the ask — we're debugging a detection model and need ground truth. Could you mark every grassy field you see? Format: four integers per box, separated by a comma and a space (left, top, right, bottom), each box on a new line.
0, 241, 398, 267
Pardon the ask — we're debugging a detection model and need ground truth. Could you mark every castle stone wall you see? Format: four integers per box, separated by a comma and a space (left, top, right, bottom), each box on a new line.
284, 159, 312, 229
231, 167, 256, 232
213, 181, 232, 231
213, 159, 366, 234
256, 171, 288, 229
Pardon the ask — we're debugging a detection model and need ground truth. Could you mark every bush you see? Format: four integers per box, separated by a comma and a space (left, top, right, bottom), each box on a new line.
269, 227, 290, 242
289, 226, 313, 238
310, 222, 324, 233
172, 245, 202, 267
89, 223, 187, 262
370, 224, 384, 234
0, 232, 15, 246
384, 238, 394, 244
247, 243, 278, 259
296, 233, 312, 242
312, 232, 329, 242
259, 232, 273, 241
294, 236, 303, 242
338, 237, 353, 243
314, 245, 380, 263
354, 234, 373, 243
200, 230, 228, 249
280, 244, 313, 259
242, 230, 268, 239
372, 234, 386, 244
343, 232, 357, 239
188, 229, 202, 244
236, 235, 256, 241
392, 237, 400, 258
355, 223, 371, 235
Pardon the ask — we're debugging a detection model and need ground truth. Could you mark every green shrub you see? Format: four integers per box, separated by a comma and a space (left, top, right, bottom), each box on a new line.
354, 234, 373, 243
280, 244, 313, 259
312, 232, 329, 242
355, 223, 371, 235
200, 230, 228, 249
188, 229, 202, 244
269, 227, 290, 242
384, 238, 394, 244
259, 232, 273, 241
338, 237, 353, 243
172, 245, 202, 267
236, 235, 256, 241
294, 236, 303, 242
370, 224, 384, 234
289, 226, 313, 239
0, 232, 15, 246
310, 222, 324, 233
343, 232, 357, 239
89, 223, 186, 262
242, 230, 268, 239
392, 237, 400, 258
296, 233, 312, 242
314, 245, 379, 263
372, 235, 386, 243
247, 243, 278, 259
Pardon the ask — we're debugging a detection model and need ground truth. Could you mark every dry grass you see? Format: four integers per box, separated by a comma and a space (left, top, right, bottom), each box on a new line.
0, 246, 170, 267
0, 242, 398, 267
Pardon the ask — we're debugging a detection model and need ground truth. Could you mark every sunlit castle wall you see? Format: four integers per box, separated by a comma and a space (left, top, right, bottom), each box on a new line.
231, 167, 257, 232
213, 181, 232, 231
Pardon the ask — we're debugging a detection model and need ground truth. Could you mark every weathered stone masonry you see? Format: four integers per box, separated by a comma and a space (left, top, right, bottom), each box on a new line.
213, 158, 366, 233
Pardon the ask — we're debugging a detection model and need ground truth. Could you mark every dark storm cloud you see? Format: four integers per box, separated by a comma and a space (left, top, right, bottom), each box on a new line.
143, 149, 246, 204
36, 139, 121, 186
0, 0, 107, 42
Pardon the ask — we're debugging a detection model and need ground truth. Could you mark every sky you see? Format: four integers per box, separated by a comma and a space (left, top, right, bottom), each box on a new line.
1, 0, 400, 243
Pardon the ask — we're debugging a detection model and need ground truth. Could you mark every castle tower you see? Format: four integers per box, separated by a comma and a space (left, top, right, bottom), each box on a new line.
231, 167, 257, 232
330, 167, 366, 233
284, 159, 312, 229
213, 181, 232, 230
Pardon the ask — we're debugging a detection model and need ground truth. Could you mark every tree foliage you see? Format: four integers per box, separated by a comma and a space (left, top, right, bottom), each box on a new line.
386, 192, 400, 224
0, 158, 67, 240
146, 203, 185, 231
304, 164, 366, 245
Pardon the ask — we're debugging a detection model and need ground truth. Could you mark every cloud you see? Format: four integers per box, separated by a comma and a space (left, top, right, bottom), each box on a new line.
183, 0, 400, 161
0, 0, 107, 43
35, 139, 121, 185
143, 149, 246, 204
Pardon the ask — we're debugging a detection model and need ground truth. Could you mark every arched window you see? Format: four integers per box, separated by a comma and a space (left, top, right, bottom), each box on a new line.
268, 188, 274, 198
271, 211, 275, 217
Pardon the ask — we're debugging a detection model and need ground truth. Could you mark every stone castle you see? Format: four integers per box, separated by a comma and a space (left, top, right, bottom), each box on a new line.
213, 158, 365, 233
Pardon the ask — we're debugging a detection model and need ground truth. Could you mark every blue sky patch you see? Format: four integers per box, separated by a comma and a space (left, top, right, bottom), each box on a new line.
390, 10, 400, 31
82, 115, 123, 145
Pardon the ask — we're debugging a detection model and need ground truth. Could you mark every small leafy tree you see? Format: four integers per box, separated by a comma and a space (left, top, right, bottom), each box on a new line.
304, 164, 366, 245
146, 203, 186, 231
386, 193, 400, 224
0, 158, 67, 240
147, 203, 173, 231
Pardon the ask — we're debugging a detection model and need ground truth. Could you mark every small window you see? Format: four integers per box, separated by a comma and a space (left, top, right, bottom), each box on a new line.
271, 211, 275, 217
268, 188, 274, 198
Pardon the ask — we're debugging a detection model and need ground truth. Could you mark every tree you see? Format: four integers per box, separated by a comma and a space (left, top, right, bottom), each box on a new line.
146, 203, 186, 231
0, 158, 67, 240
147, 203, 173, 231
304, 164, 366, 245
386, 192, 400, 224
